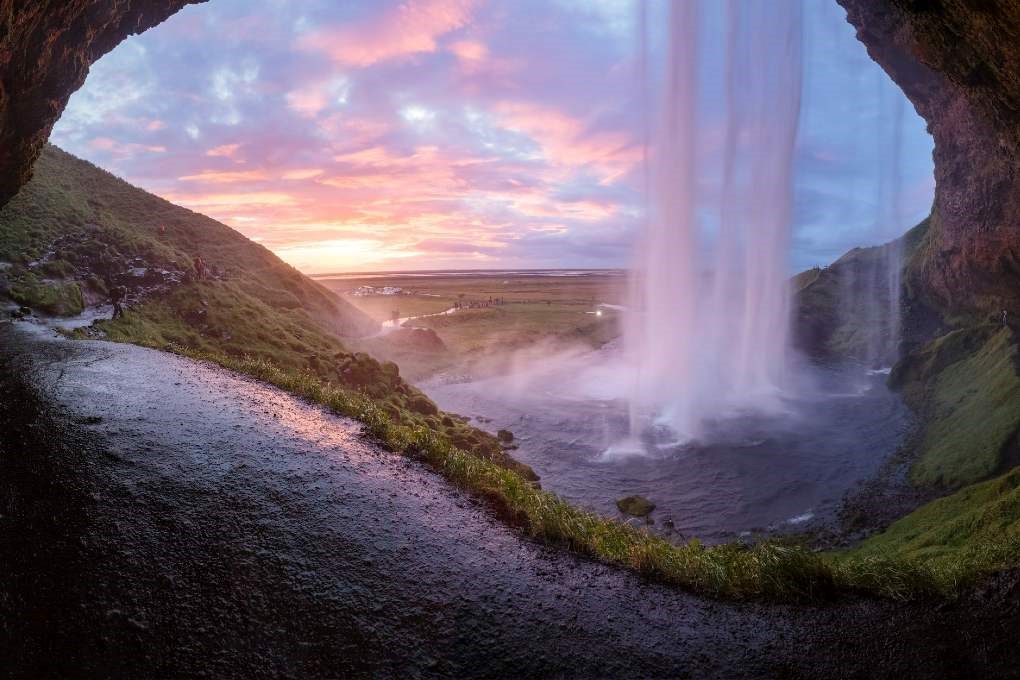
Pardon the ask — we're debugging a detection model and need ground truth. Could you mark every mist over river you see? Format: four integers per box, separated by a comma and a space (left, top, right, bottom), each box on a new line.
423, 345, 912, 542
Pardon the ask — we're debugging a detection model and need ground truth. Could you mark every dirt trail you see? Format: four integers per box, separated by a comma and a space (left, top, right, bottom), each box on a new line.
1, 322, 1017, 679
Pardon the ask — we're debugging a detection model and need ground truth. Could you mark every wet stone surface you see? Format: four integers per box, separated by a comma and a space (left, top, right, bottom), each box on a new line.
1, 322, 1019, 679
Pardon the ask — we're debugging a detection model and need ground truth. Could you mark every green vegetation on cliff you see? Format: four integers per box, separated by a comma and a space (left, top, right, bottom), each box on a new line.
840, 321, 1020, 578
0, 145, 373, 334
896, 326, 1020, 486
8, 271, 83, 315
793, 217, 932, 361
849, 467, 1020, 563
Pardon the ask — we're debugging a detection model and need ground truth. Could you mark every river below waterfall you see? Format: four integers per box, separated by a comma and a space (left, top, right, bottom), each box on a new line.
421, 347, 912, 543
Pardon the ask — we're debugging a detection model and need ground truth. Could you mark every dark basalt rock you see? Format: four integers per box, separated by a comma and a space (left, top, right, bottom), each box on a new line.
838, 0, 1020, 320
0, 0, 204, 206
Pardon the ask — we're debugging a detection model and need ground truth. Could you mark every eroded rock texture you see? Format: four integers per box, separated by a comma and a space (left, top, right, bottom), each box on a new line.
839, 0, 1020, 318
0, 1, 203, 206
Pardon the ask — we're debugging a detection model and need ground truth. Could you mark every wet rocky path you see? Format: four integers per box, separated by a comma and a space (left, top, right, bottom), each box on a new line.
1, 322, 1017, 679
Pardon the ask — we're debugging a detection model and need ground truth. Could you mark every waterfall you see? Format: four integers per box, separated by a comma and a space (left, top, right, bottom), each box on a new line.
835, 72, 907, 368
626, 0, 804, 440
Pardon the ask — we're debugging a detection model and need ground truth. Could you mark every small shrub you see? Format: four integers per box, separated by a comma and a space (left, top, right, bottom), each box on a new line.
408, 395, 439, 416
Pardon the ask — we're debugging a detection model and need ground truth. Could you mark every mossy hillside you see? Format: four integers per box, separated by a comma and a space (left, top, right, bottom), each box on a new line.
838, 323, 1020, 580
7, 270, 83, 315
0, 145, 374, 336
844, 466, 1020, 566
793, 239, 901, 361
888, 324, 999, 402
894, 327, 1020, 487
793, 217, 933, 361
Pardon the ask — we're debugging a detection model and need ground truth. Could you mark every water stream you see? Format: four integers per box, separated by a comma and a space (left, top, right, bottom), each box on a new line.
625, 0, 804, 441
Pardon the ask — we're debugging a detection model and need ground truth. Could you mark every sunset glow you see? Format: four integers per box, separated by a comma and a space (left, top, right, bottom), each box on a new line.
51, 0, 934, 275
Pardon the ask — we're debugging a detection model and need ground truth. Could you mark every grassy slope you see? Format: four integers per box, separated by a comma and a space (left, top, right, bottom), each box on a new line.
907, 328, 1020, 486
793, 218, 931, 361
848, 468, 1020, 562
845, 324, 1020, 568
0, 145, 375, 337
0, 145, 534, 480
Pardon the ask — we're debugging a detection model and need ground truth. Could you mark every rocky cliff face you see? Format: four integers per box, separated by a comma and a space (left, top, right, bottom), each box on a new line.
0, 0, 203, 206
838, 0, 1020, 320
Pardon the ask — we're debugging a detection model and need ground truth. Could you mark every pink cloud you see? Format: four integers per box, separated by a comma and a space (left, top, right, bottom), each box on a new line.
90, 137, 166, 156
161, 191, 298, 208
282, 168, 325, 180
493, 102, 641, 185
299, 0, 476, 67
286, 88, 330, 118
178, 170, 270, 183
317, 115, 390, 145
206, 143, 242, 158
447, 39, 487, 61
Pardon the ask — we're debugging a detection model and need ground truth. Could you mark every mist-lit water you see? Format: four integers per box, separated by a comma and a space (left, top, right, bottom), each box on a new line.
837, 81, 908, 368
626, 0, 804, 440
423, 344, 910, 542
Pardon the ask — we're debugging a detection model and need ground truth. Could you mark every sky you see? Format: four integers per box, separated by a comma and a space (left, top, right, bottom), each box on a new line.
51, 0, 935, 275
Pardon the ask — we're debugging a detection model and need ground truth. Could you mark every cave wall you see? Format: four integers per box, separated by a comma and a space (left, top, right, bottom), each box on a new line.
838, 0, 1020, 319
0, 0, 204, 206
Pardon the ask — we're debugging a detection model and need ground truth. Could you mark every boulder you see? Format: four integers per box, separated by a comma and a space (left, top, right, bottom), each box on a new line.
407, 395, 439, 416
616, 495, 656, 518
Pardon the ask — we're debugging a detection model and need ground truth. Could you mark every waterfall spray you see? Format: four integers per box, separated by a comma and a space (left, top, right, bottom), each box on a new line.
626, 0, 804, 441
836, 72, 907, 369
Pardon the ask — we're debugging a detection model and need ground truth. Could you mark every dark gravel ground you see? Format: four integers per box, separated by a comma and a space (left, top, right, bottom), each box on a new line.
2, 321, 1019, 679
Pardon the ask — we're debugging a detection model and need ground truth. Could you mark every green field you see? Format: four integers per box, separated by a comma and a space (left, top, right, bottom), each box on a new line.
320, 272, 627, 382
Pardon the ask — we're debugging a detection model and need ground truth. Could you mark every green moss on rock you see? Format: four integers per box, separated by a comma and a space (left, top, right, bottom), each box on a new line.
909, 327, 1020, 486
617, 495, 656, 517
9, 273, 83, 316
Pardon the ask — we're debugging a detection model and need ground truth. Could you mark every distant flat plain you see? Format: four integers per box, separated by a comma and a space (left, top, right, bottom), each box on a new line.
316, 270, 626, 382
